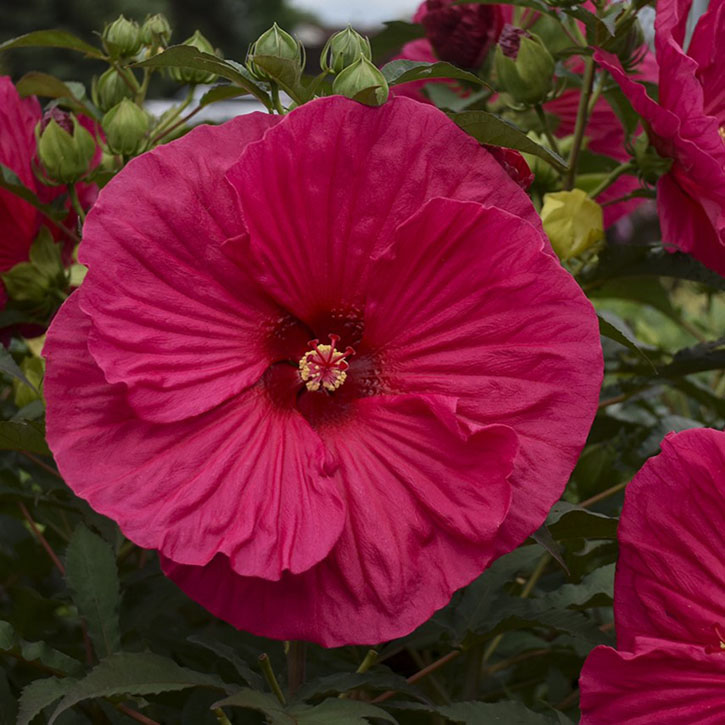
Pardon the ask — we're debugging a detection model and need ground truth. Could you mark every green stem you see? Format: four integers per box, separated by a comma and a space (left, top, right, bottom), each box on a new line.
270, 82, 285, 114
565, 56, 596, 190
68, 184, 86, 225
258, 653, 286, 705
534, 105, 560, 155
356, 649, 378, 674
149, 87, 195, 144
286, 641, 306, 696
136, 68, 151, 105
589, 160, 635, 199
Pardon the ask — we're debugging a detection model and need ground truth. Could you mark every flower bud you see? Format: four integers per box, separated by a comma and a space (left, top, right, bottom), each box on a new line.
495, 25, 555, 106
102, 15, 142, 58
321, 25, 371, 74
35, 111, 96, 184
102, 99, 150, 157
332, 54, 389, 106
541, 189, 604, 262
168, 30, 217, 85
92, 67, 137, 112
607, 18, 646, 70
633, 133, 672, 185
141, 13, 172, 47
246, 23, 303, 81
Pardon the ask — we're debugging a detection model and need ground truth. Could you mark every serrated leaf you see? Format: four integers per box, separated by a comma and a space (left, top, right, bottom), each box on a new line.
0, 419, 50, 455
380, 60, 490, 89
0, 346, 35, 389
289, 698, 397, 724
0, 620, 83, 676
0, 164, 67, 221
546, 502, 619, 540
64, 524, 121, 658
213, 689, 291, 724
530, 525, 569, 574
449, 111, 567, 173
439, 700, 558, 724
0, 29, 103, 57
543, 564, 615, 609
136, 46, 270, 107
598, 312, 655, 369
187, 634, 263, 689
49, 652, 227, 723
295, 669, 423, 702
18, 677, 76, 725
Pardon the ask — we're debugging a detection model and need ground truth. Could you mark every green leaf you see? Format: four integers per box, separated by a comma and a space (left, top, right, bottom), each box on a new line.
0, 163, 67, 221
18, 677, 76, 725
213, 689, 290, 724
449, 111, 568, 173
290, 698, 397, 724
0, 419, 50, 455
591, 278, 678, 320
439, 700, 559, 724
198, 84, 250, 108
136, 46, 270, 107
0, 346, 35, 389
530, 525, 569, 574
380, 60, 490, 89
542, 564, 615, 609
563, 7, 614, 45
0, 670, 17, 725
295, 670, 423, 701
371, 20, 425, 60
15, 72, 87, 110
49, 652, 227, 723
248, 55, 307, 104
598, 311, 655, 369
0, 620, 83, 676
661, 337, 725, 377
0, 29, 103, 57
187, 634, 264, 689
546, 502, 619, 540
64, 524, 121, 658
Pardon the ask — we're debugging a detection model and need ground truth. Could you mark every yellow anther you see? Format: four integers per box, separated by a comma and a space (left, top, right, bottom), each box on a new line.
298, 335, 354, 393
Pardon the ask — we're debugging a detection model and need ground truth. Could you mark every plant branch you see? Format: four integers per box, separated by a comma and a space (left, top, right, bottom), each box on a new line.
565, 57, 595, 189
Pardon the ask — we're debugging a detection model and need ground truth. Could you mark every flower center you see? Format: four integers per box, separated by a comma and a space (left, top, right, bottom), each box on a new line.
719, 125, 725, 143
298, 334, 355, 392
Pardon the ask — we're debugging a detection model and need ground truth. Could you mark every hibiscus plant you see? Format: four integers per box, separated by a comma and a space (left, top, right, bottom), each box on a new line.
0, 0, 723, 723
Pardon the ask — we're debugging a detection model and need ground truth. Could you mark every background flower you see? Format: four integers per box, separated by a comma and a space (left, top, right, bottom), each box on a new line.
44, 96, 602, 646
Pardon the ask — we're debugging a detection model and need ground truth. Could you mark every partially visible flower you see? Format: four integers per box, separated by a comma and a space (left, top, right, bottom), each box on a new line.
44, 96, 602, 647
482, 145, 534, 190
417, 0, 506, 69
580, 428, 725, 724
594, 0, 725, 275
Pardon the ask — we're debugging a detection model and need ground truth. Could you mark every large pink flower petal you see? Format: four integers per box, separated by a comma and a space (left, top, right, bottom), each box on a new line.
227, 96, 541, 326
78, 114, 285, 423
163, 393, 518, 646
689, 0, 725, 123
580, 640, 725, 725
44, 295, 346, 579
613, 428, 725, 650
362, 198, 602, 556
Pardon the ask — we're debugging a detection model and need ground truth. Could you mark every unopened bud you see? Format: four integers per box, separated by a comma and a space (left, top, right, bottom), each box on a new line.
321, 25, 371, 74
633, 133, 672, 184
332, 54, 389, 106
102, 15, 142, 58
495, 25, 555, 105
102, 98, 149, 157
246, 23, 303, 81
35, 113, 95, 184
92, 67, 137, 112
541, 189, 604, 261
141, 13, 172, 47
168, 30, 217, 85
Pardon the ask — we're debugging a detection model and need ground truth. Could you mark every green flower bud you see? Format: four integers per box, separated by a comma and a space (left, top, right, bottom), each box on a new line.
141, 13, 172, 47
102, 15, 142, 58
633, 133, 673, 185
541, 189, 604, 262
102, 98, 150, 157
495, 25, 555, 106
35, 111, 96, 184
168, 30, 217, 85
92, 67, 138, 113
246, 23, 303, 81
332, 54, 389, 107
321, 25, 371, 74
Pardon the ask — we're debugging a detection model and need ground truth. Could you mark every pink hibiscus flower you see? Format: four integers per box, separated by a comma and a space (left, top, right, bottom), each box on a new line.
580, 428, 725, 724
0, 76, 98, 309
594, 0, 725, 275
44, 96, 602, 646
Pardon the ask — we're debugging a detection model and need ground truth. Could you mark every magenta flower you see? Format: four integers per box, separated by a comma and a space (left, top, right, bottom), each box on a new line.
580, 428, 725, 724
44, 96, 602, 646
595, 0, 725, 275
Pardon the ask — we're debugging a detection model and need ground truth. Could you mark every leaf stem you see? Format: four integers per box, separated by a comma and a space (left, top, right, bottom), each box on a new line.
534, 105, 560, 155
589, 160, 635, 199
565, 56, 596, 190
258, 653, 286, 705
68, 184, 86, 225
18, 501, 65, 574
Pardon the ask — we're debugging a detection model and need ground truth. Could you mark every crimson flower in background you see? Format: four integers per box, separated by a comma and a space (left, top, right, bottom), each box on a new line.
0, 76, 98, 309
580, 428, 725, 724
595, 0, 725, 275
44, 96, 602, 646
